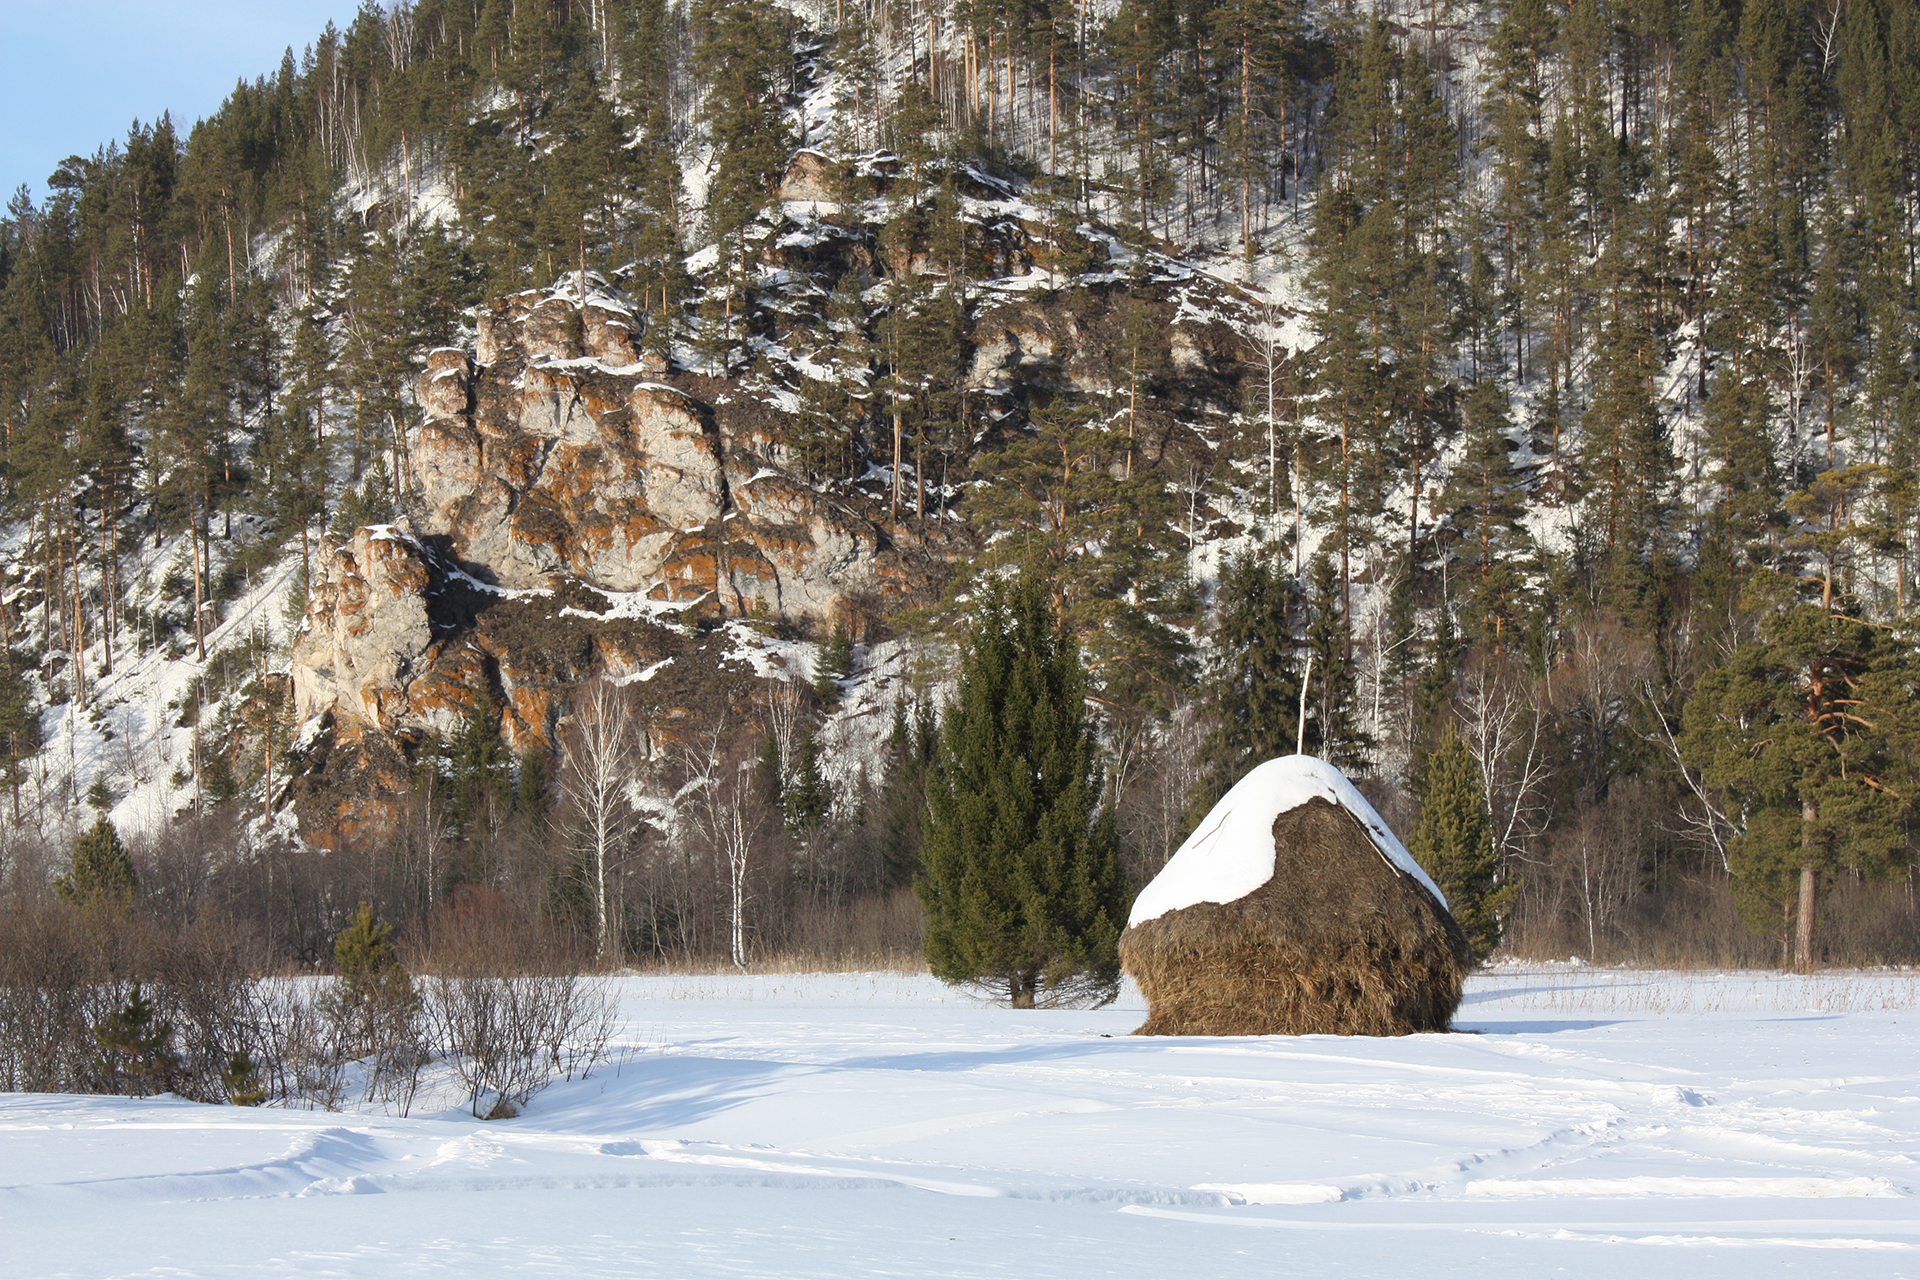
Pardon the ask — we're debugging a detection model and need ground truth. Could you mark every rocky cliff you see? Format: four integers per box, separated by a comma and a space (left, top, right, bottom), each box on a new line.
282, 210, 1248, 842
284, 282, 954, 840
417, 283, 933, 616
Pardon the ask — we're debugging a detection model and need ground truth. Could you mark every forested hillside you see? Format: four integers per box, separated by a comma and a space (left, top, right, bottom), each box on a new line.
1, 0, 1917, 969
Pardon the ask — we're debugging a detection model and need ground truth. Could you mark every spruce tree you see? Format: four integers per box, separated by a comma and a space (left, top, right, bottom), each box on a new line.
94, 984, 179, 1096
917, 572, 1127, 1008
1191, 550, 1302, 820
785, 725, 830, 831
57, 816, 137, 910
1407, 726, 1512, 961
448, 680, 510, 834
876, 697, 937, 887
813, 621, 854, 701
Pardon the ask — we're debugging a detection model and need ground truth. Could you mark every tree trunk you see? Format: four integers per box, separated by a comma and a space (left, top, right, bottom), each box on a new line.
1795, 796, 1818, 972
190, 486, 207, 663
891, 407, 903, 521
1009, 971, 1037, 1009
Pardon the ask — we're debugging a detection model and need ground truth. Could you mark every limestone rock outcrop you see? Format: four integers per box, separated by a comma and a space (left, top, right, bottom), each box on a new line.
291, 525, 437, 735
281, 263, 1243, 842
284, 279, 948, 839
416, 283, 920, 620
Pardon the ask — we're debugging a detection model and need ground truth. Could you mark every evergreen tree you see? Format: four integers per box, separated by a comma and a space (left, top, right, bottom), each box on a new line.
1191, 550, 1302, 819
448, 681, 511, 835
1407, 726, 1513, 961
93, 984, 179, 1096
514, 751, 551, 820
813, 620, 854, 701
1302, 554, 1370, 771
1480, 0, 1556, 380
875, 697, 937, 887
0, 661, 39, 823
1682, 602, 1913, 969
219, 1051, 268, 1106
1580, 309, 1673, 568
691, 0, 794, 368
1444, 381, 1534, 647
968, 390, 1187, 702
56, 816, 137, 910
917, 571, 1127, 1008
334, 899, 401, 990
785, 725, 830, 831
330, 901, 419, 1055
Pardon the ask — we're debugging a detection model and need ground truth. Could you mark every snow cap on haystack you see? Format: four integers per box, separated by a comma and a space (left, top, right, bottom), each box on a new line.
1120, 755, 1469, 1037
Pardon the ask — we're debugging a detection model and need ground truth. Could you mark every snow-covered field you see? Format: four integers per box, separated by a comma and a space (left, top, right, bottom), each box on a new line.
5, 967, 1918, 1277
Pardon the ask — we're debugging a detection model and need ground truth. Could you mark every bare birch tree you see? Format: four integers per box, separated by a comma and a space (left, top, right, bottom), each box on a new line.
1250, 300, 1289, 543
1454, 653, 1553, 867
676, 719, 768, 970
559, 677, 642, 961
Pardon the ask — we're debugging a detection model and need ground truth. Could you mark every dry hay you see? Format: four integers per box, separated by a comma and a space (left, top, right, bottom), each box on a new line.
1120, 796, 1469, 1036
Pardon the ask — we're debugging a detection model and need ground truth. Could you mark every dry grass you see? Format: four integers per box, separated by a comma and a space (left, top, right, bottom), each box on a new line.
1121, 797, 1469, 1036
622, 887, 929, 975
1468, 965, 1920, 1015
624, 949, 930, 976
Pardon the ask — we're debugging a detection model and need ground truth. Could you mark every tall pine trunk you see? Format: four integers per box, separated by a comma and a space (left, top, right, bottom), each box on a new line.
1795, 797, 1818, 972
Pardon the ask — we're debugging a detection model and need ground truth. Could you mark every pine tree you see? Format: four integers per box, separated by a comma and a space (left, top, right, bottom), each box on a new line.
1443, 381, 1534, 647
785, 725, 830, 831
56, 816, 137, 910
813, 620, 854, 701
692, 0, 794, 369
335, 900, 400, 990
0, 661, 38, 823
330, 901, 419, 1055
1302, 554, 1370, 772
1407, 726, 1513, 961
1211, 0, 1292, 257
1580, 309, 1673, 567
1191, 550, 1302, 819
1305, 22, 1463, 606
93, 984, 179, 1096
1481, 0, 1556, 380
968, 390, 1187, 702
220, 1051, 268, 1106
917, 571, 1128, 1008
1682, 602, 1913, 969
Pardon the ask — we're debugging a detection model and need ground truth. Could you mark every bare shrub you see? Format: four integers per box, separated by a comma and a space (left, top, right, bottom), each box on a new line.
423, 971, 616, 1118
143, 915, 270, 1102
0, 903, 122, 1093
413, 885, 589, 977
251, 978, 353, 1111
0, 903, 270, 1102
415, 887, 614, 1117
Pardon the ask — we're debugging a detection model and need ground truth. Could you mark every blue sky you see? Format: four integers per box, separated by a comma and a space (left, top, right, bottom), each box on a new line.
3, 1, 359, 204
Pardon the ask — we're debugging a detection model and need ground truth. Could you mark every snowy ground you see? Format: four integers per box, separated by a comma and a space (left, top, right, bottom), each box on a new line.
4, 967, 1918, 1277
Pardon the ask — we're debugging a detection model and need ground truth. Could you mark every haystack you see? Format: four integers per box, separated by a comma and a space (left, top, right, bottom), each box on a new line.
1120, 756, 1469, 1036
